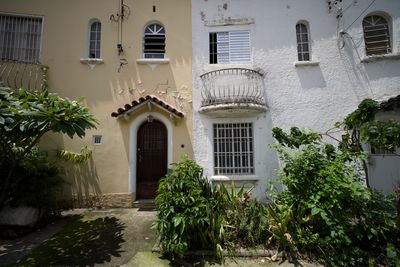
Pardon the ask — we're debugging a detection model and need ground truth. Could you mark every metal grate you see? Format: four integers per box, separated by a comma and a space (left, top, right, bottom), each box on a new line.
370, 145, 396, 155
363, 15, 391, 56
144, 24, 165, 59
89, 21, 101, 59
200, 68, 265, 107
296, 23, 310, 61
213, 123, 254, 175
0, 14, 43, 63
92, 135, 102, 145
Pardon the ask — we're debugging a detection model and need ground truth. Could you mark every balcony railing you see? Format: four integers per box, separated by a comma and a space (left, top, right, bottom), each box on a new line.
0, 59, 47, 90
200, 68, 266, 111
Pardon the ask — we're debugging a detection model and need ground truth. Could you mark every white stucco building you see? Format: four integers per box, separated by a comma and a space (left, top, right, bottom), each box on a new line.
192, 0, 400, 198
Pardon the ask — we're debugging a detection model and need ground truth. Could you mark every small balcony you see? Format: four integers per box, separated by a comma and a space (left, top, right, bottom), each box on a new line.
0, 59, 47, 90
200, 68, 267, 115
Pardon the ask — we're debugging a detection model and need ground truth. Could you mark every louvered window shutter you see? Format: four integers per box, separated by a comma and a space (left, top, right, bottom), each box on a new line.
229, 30, 250, 63
211, 30, 251, 64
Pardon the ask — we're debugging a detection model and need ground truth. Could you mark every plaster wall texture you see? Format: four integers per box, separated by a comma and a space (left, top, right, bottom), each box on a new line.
0, 0, 193, 201
192, 0, 400, 198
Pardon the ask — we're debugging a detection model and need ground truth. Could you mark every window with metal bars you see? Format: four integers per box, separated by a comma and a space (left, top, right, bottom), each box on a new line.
363, 15, 391, 56
89, 21, 101, 59
370, 145, 397, 155
0, 14, 43, 63
144, 23, 165, 59
296, 23, 310, 61
209, 30, 251, 64
213, 123, 254, 175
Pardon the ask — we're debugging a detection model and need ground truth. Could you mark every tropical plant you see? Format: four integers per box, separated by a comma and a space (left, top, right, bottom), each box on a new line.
153, 157, 269, 260
153, 156, 215, 258
271, 127, 400, 266
57, 146, 92, 164
0, 87, 97, 207
4, 146, 64, 218
325, 98, 400, 186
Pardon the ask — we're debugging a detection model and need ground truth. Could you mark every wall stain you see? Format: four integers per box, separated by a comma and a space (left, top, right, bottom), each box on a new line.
200, 11, 206, 21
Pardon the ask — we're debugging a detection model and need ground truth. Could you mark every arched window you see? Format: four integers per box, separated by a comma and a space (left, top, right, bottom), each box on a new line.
363, 15, 391, 56
144, 23, 165, 59
296, 23, 310, 61
89, 20, 101, 58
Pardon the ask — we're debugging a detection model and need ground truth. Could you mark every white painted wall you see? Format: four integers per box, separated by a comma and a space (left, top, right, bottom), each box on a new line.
192, 0, 400, 198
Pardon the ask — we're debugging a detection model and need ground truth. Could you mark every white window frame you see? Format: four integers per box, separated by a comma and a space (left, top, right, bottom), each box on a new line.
0, 12, 43, 63
362, 14, 392, 56
213, 122, 254, 175
296, 22, 311, 61
209, 30, 251, 64
88, 19, 101, 59
143, 23, 166, 59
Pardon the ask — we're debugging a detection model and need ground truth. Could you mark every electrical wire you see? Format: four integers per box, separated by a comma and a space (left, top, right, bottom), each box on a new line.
344, 0, 376, 32
337, 0, 356, 18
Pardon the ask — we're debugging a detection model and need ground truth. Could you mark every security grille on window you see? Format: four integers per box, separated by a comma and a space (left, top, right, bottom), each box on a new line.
209, 30, 251, 64
213, 123, 254, 175
0, 14, 43, 63
144, 23, 165, 59
89, 21, 101, 59
92, 135, 102, 145
296, 23, 310, 61
370, 145, 396, 155
363, 15, 391, 56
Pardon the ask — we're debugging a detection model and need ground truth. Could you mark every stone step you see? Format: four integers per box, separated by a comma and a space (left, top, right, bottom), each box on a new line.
133, 199, 156, 209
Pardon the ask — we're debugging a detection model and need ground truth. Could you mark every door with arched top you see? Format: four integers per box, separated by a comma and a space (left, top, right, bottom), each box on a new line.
137, 120, 167, 199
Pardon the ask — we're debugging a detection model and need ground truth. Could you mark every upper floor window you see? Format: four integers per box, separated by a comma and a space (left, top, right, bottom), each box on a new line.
363, 15, 391, 56
213, 123, 254, 175
89, 20, 101, 59
0, 14, 43, 63
209, 30, 251, 64
370, 145, 397, 156
144, 23, 166, 59
296, 23, 310, 61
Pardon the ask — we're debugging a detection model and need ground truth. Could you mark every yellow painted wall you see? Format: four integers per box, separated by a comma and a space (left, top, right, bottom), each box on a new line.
0, 0, 192, 197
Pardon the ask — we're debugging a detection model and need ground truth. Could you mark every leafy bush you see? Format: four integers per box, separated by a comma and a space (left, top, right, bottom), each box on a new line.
213, 183, 268, 249
271, 127, 400, 266
154, 157, 270, 259
153, 157, 215, 258
0, 87, 97, 207
1, 146, 64, 218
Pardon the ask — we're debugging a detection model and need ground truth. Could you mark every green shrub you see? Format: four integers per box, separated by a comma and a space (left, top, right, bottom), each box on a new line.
271, 127, 400, 266
153, 157, 270, 259
213, 183, 268, 249
153, 156, 215, 258
1, 146, 64, 218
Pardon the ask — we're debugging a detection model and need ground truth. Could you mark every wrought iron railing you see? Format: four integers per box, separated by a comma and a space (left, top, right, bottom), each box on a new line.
0, 59, 48, 90
200, 68, 265, 107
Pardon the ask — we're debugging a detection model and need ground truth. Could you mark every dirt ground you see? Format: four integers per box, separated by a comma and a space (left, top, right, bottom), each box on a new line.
0, 208, 321, 267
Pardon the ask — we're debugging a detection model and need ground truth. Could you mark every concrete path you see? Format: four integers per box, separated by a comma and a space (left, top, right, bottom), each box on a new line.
0, 208, 157, 266
1, 208, 321, 266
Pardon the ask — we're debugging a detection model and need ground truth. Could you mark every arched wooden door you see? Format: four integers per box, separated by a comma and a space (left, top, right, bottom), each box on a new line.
137, 120, 167, 199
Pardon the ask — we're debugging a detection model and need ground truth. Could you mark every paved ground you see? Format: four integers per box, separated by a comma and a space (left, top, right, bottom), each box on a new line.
0, 208, 321, 266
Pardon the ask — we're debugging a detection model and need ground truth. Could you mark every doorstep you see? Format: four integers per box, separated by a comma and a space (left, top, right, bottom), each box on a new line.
133, 199, 156, 209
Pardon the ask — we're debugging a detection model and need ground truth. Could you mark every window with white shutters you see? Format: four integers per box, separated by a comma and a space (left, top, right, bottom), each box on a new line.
363, 15, 391, 56
213, 123, 254, 175
0, 14, 43, 63
209, 30, 251, 64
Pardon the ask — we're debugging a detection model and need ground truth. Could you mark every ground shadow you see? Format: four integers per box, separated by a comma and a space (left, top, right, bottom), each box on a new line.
15, 216, 125, 266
